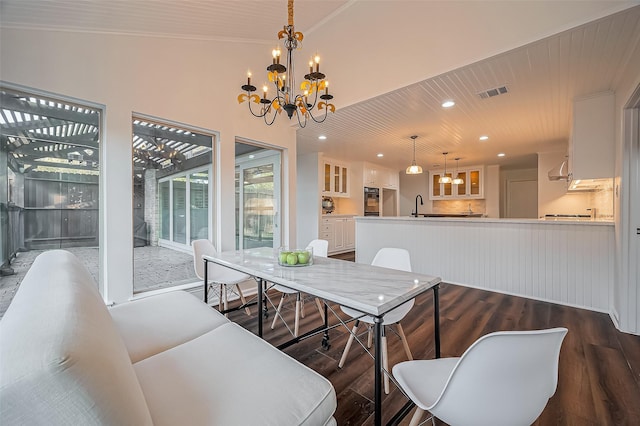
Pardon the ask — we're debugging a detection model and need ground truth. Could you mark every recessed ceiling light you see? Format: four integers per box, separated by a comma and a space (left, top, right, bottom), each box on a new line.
441, 100, 455, 108
248, 154, 255, 159
479, 135, 489, 141
377, 153, 384, 157
318, 135, 327, 140
497, 153, 505, 157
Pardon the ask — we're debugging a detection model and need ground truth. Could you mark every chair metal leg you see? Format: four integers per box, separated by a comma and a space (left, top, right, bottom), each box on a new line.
338, 320, 360, 368
218, 284, 223, 312
271, 293, 286, 329
235, 284, 251, 316
409, 407, 425, 426
397, 323, 413, 360
300, 293, 305, 318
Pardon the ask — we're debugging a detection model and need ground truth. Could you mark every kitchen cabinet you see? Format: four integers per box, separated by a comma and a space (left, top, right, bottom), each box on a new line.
323, 159, 350, 197
321, 216, 355, 254
380, 169, 399, 189
363, 164, 399, 189
363, 165, 379, 187
429, 166, 484, 200
344, 217, 355, 249
568, 91, 614, 180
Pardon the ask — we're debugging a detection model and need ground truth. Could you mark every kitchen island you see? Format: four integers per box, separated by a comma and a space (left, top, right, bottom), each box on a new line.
355, 216, 614, 313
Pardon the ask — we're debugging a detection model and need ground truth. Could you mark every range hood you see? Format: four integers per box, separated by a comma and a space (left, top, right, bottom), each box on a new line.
547, 160, 569, 181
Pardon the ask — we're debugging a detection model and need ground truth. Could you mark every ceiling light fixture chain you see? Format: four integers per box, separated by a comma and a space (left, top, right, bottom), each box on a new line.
406, 135, 423, 174
452, 157, 464, 185
439, 152, 452, 184
237, 0, 335, 128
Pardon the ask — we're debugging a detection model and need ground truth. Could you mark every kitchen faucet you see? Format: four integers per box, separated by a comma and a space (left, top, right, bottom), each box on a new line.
414, 194, 423, 217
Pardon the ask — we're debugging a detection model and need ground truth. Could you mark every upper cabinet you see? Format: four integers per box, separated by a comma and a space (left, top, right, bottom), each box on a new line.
569, 91, 615, 180
323, 159, 350, 197
363, 163, 399, 189
363, 165, 379, 187
429, 166, 484, 200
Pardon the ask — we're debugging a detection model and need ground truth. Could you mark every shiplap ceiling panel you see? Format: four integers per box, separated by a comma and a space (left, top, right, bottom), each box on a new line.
0, 0, 351, 42
297, 6, 640, 171
1, 1, 639, 171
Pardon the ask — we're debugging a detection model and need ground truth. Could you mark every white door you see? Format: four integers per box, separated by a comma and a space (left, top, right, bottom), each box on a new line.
235, 151, 281, 250
506, 180, 538, 218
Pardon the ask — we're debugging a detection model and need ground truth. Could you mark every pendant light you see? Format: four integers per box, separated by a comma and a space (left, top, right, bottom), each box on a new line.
406, 135, 423, 174
452, 157, 464, 185
438, 152, 452, 183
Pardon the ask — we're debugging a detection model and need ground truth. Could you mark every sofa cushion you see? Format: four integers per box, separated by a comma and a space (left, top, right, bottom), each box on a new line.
134, 322, 337, 425
0, 250, 153, 425
110, 290, 229, 363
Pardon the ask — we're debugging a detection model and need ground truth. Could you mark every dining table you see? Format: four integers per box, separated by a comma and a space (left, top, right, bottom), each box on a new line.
203, 247, 442, 426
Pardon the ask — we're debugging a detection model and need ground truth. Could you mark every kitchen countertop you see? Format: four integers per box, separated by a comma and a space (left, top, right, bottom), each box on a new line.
322, 214, 356, 217
355, 216, 614, 226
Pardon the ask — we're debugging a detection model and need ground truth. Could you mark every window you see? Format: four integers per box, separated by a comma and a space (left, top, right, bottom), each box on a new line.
132, 116, 214, 293
0, 85, 101, 284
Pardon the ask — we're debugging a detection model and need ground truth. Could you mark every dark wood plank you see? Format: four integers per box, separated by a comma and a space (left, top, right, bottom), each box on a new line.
227, 283, 640, 425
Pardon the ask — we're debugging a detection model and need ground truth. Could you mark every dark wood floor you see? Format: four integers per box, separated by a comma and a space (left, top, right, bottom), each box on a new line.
227, 272, 640, 425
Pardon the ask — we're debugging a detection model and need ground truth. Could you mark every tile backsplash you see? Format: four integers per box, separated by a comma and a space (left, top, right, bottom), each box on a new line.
432, 199, 486, 215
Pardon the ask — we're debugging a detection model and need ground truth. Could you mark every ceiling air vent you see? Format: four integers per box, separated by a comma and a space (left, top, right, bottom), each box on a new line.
477, 85, 509, 99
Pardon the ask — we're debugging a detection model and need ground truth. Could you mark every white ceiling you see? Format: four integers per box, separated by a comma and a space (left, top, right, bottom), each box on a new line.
2, 1, 640, 171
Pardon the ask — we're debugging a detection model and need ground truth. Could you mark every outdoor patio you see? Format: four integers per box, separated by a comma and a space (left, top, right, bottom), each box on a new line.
0, 246, 199, 318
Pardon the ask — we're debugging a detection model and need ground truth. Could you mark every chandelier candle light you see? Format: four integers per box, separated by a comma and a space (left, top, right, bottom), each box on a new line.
237, 0, 335, 127
406, 135, 423, 174
438, 152, 452, 184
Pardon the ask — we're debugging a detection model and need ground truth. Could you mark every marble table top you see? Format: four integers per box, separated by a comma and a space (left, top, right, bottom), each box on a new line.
203, 247, 441, 317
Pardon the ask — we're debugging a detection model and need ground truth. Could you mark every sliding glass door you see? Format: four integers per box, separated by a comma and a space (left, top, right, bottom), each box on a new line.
235, 148, 281, 250
158, 168, 210, 249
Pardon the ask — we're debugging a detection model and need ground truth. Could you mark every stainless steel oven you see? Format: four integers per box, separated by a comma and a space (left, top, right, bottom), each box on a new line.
364, 187, 380, 216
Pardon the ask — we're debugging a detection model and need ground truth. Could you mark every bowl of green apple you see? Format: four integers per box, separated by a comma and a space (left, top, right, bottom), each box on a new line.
277, 247, 313, 267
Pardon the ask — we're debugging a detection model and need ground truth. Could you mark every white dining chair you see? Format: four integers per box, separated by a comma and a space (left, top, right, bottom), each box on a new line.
338, 247, 415, 394
192, 239, 251, 316
270, 239, 329, 337
392, 327, 568, 426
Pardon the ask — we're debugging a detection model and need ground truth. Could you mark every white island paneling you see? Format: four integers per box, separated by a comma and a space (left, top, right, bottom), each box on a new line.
356, 217, 614, 312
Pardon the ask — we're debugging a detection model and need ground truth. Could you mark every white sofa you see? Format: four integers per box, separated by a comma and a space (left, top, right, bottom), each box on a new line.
0, 250, 337, 425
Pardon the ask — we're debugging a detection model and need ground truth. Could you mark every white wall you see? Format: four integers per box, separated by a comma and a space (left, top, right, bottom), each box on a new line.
296, 153, 321, 248
613, 39, 640, 334
0, 28, 297, 303
485, 165, 501, 218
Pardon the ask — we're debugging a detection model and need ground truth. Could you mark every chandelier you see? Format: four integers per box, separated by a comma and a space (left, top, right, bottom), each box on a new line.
237, 0, 335, 127
406, 135, 423, 174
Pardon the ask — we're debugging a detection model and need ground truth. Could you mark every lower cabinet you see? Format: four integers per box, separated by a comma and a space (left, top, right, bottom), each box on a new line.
321, 216, 355, 254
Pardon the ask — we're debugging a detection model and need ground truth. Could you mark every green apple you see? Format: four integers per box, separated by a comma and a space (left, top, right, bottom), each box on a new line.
297, 251, 310, 264
279, 251, 291, 264
286, 253, 298, 265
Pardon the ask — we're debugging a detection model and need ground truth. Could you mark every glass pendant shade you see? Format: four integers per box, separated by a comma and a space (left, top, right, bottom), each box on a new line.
406, 163, 423, 174
406, 135, 423, 174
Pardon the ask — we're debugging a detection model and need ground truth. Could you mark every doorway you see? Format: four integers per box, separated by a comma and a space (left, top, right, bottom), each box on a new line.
235, 142, 282, 250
